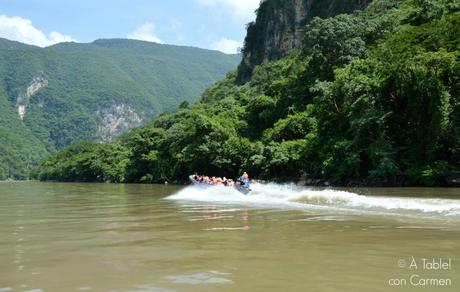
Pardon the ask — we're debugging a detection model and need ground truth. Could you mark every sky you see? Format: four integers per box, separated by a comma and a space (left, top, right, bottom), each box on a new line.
0, 0, 260, 54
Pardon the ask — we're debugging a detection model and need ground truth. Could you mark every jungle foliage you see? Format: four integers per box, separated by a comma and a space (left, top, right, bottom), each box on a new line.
35, 0, 460, 186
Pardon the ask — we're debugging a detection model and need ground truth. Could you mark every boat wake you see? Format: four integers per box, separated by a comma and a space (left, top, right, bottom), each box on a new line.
166, 183, 460, 219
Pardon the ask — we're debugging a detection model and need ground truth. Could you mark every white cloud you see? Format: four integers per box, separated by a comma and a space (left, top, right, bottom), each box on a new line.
127, 22, 163, 44
196, 0, 260, 22
0, 14, 76, 47
212, 37, 242, 54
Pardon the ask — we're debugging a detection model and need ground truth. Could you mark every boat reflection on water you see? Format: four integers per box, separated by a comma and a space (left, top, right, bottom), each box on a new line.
185, 203, 251, 231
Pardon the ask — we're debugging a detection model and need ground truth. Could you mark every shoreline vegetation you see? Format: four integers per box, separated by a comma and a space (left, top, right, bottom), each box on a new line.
33, 0, 459, 187
6, 177, 460, 189
14, 178, 460, 188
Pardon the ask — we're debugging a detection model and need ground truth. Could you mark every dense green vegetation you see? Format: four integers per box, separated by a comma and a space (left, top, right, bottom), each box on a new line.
35, 0, 460, 186
0, 39, 240, 179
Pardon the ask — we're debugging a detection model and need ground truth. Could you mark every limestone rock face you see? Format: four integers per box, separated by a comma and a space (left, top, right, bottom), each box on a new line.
97, 104, 143, 141
238, 0, 373, 82
17, 76, 48, 120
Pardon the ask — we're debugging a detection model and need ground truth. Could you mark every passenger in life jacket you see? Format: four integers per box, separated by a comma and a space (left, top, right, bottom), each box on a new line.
238, 172, 250, 187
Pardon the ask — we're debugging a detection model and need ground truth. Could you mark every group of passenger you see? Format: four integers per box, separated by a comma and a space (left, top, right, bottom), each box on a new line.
192, 172, 250, 187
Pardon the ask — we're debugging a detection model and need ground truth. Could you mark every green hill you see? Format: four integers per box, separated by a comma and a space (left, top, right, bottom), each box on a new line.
0, 38, 240, 179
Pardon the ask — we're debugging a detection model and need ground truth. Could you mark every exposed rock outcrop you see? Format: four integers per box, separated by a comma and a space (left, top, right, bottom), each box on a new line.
17, 76, 48, 120
237, 0, 373, 82
97, 104, 143, 141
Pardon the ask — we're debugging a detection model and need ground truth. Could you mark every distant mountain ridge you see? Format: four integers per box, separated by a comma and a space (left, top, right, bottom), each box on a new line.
0, 37, 240, 179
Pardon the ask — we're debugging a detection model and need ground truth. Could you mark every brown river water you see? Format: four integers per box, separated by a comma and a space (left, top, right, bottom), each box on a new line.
0, 182, 459, 291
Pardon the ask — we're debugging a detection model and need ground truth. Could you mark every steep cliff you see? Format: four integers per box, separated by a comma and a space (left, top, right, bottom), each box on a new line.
237, 0, 373, 82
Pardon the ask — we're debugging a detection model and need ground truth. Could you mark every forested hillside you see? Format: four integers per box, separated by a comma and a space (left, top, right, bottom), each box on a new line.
35, 0, 460, 186
0, 38, 240, 179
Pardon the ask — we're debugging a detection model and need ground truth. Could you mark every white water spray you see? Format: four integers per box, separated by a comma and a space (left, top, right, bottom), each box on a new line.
167, 183, 460, 218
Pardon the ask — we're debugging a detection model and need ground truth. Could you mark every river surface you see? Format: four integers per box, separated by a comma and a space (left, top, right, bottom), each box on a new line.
0, 182, 459, 292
